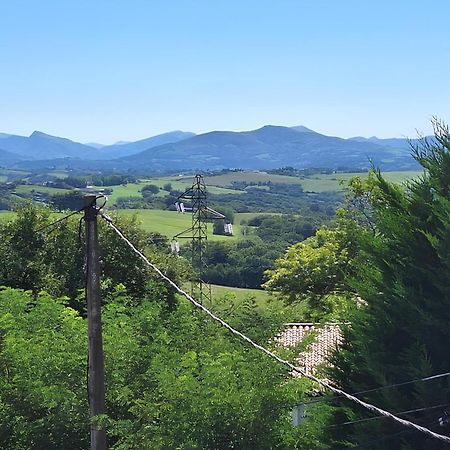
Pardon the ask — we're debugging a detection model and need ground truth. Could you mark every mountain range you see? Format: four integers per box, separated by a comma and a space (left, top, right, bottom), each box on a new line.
0, 126, 425, 172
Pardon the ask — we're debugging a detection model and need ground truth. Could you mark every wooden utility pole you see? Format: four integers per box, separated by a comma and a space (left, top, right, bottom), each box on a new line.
84, 195, 107, 450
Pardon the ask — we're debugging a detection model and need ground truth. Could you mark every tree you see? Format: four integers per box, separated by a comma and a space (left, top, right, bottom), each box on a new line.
263, 222, 359, 318
0, 289, 89, 449
0, 204, 186, 307
0, 287, 323, 449
200, 238, 282, 288
141, 184, 160, 196
311, 120, 450, 449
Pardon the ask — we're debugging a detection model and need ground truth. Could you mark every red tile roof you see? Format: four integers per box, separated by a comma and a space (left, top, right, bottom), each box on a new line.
276, 323, 342, 376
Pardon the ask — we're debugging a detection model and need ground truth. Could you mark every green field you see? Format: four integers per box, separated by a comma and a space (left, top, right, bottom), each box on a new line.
115, 208, 242, 241
8, 171, 421, 207
104, 179, 243, 204
202, 172, 305, 187
14, 185, 72, 195
0, 208, 267, 239
45, 170, 70, 178
114, 210, 283, 239
210, 284, 273, 304
201, 170, 422, 193
0, 211, 67, 222
234, 212, 283, 224
142, 178, 242, 195
0, 169, 31, 182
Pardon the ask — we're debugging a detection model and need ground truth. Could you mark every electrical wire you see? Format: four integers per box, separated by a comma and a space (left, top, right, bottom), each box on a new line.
99, 211, 450, 445
36, 208, 84, 234
332, 402, 450, 427
36, 193, 107, 234
297, 371, 450, 407
346, 415, 447, 449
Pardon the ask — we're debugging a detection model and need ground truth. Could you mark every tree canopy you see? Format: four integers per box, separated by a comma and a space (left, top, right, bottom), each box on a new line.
264, 120, 450, 448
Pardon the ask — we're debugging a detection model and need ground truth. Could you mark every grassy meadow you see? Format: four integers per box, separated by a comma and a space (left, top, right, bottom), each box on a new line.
201, 170, 422, 192
210, 284, 274, 304
115, 209, 244, 241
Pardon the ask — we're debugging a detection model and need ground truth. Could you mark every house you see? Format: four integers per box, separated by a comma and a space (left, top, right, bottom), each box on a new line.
277, 323, 343, 376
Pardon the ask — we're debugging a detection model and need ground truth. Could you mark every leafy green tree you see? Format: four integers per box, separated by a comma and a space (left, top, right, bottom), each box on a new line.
0, 204, 186, 306
141, 184, 160, 196
201, 238, 282, 288
0, 289, 88, 449
263, 224, 359, 317
0, 287, 325, 450
311, 121, 450, 449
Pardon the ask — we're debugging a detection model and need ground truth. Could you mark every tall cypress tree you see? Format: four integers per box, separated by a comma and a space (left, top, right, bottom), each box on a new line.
322, 122, 450, 449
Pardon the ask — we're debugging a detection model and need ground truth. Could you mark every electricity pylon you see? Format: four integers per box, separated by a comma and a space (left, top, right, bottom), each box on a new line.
173, 174, 224, 304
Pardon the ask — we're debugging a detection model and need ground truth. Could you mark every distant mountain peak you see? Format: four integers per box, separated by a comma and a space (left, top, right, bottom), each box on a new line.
290, 125, 316, 133
29, 130, 63, 141
30, 130, 48, 138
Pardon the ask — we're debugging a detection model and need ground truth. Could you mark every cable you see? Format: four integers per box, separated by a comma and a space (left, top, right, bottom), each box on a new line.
346, 416, 447, 449
36, 208, 84, 234
36, 194, 107, 234
332, 402, 450, 427
298, 371, 450, 407
99, 211, 450, 445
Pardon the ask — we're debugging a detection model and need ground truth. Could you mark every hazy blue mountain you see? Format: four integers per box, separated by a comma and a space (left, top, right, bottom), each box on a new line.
0, 147, 24, 165
85, 142, 106, 149
97, 131, 196, 158
118, 125, 418, 171
0, 130, 195, 162
8, 125, 421, 172
0, 131, 98, 160
349, 135, 433, 151
290, 125, 317, 133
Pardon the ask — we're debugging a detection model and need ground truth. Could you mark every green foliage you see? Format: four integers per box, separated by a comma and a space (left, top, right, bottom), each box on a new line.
141, 184, 160, 195
200, 238, 282, 288
201, 213, 321, 288
0, 204, 186, 305
313, 120, 450, 448
63, 174, 136, 188
263, 223, 360, 319
0, 287, 323, 449
208, 188, 341, 215
0, 289, 88, 449
49, 191, 84, 211
252, 214, 316, 244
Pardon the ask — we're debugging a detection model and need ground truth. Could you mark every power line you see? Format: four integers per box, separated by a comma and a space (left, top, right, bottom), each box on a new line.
346, 415, 447, 449
99, 211, 450, 446
36, 208, 84, 234
36, 194, 107, 234
332, 402, 450, 427
298, 371, 450, 407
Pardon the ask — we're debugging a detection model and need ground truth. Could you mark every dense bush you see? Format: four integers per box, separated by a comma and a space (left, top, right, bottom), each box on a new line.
0, 287, 319, 449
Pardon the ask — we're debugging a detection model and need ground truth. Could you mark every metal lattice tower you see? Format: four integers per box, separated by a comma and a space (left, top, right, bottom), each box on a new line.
174, 174, 219, 304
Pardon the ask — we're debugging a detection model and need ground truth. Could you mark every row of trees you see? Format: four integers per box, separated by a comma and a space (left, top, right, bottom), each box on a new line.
202, 214, 318, 288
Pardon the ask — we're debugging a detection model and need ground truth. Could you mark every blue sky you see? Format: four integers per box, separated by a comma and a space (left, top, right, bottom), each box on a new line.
1, 0, 449, 143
